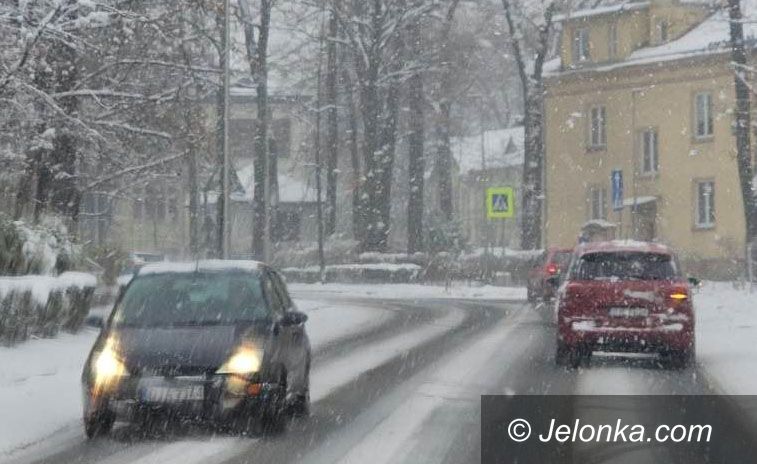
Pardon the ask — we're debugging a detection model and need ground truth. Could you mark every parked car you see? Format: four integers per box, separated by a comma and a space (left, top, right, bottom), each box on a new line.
527, 247, 574, 302
555, 241, 696, 369
82, 260, 310, 437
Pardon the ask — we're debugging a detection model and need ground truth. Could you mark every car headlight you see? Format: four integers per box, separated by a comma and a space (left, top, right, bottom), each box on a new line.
216, 347, 263, 375
92, 339, 127, 389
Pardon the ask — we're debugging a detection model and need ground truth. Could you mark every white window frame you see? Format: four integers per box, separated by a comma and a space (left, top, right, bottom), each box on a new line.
589, 106, 607, 149
608, 22, 618, 59
589, 186, 607, 220
573, 28, 591, 63
695, 180, 715, 228
695, 92, 714, 139
640, 128, 659, 174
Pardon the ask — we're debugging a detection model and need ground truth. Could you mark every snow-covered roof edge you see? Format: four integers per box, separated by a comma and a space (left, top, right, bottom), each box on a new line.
553, 1, 649, 22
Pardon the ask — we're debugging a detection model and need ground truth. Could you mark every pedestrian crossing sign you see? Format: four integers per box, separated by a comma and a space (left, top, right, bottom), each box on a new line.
486, 187, 515, 219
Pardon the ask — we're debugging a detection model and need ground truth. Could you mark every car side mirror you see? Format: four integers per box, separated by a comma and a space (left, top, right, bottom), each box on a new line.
85, 314, 104, 329
281, 311, 308, 327
687, 276, 701, 287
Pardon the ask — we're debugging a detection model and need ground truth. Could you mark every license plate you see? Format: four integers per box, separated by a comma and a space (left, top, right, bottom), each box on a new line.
142, 385, 204, 402
608, 307, 648, 318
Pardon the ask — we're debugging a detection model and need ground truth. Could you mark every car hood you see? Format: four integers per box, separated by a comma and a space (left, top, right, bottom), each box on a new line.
113, 323, 269, 375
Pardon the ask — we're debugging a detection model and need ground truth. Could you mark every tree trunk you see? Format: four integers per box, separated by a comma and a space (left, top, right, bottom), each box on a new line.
49, 1, 80, 225
358, 3, 384, 251
343, 68, 364, 243
214, 5, 228, 258
520, 91, 544, 250
325, 0, 339, 236
407, 8, 425, 253
436, 100, 453, 221
501, 0, 555, 250
239, 0, 272, 261
728, 0, 757, 261
434, 0, 460, 223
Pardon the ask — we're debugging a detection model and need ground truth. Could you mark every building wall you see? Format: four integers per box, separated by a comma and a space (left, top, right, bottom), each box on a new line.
559, 1, 709, 69
545, 54, 748, 270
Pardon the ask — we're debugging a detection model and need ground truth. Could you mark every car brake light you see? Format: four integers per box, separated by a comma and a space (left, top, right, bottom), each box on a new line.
669, 293, 687, 300
546, 263, 558, 275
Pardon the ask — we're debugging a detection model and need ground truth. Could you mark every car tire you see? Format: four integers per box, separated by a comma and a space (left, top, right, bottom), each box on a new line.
84, 410, 115, 439
290, 392, 310, 417
555, 342, 570, 366
527, 287, 535, 303
261, 374, 288, 435
562, 344, 589, 369
661, 348, 695, 369
290, 360, 310, 418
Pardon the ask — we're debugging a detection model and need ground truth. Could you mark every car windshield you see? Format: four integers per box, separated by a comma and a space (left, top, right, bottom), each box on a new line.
573, 252, 678, 281
112, 272, 269, 327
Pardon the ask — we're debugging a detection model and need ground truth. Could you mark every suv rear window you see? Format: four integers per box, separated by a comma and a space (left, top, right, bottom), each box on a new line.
572, 252, 678, 281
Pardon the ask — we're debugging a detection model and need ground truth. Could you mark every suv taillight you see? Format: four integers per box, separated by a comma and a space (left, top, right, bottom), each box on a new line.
546, 263, 558, 275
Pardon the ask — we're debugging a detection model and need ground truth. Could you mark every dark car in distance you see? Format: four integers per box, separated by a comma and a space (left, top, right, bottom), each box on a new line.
527, 247, 574, 302
82, 260, 311, 437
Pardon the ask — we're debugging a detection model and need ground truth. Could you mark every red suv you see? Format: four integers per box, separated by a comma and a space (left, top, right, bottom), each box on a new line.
555, 241, 695, 369
527, 247, 574, 302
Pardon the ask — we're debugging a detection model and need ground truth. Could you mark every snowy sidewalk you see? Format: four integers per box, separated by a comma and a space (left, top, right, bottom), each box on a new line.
695, 282, 757, 394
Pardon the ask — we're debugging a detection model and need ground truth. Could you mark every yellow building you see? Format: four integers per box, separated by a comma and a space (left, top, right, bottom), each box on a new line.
544, 0, 754, 277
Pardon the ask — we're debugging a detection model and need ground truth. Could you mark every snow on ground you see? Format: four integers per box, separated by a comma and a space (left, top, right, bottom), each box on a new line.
695, 282, 757, 395
294, 299, 393, 350
289, 282, 526, 301
0, 299, 392, 462
0, 328, 99, 458
311, 307, 466, 403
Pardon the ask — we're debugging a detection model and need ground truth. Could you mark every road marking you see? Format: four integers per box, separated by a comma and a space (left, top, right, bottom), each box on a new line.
335, 307, 529, 464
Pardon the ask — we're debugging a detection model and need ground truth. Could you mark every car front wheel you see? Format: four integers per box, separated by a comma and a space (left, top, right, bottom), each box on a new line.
84, 410, 115, 439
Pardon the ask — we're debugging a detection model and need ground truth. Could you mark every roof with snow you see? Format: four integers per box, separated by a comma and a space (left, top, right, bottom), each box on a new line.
234, 161, 317, 204
577, 240, 673, 255
546, 1, 745, 76
137, 260, 265, 276
553, 1, 649, 22
451, 126, 524, 175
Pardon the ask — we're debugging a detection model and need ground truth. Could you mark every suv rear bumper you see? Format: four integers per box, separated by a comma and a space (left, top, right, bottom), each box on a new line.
558, 318, 694, 352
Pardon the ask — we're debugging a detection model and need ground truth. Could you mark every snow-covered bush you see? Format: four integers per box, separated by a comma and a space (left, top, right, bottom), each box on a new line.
0, 273, 96, 345
0, 215, 79, 276
270, 238, 360, 268
281, 263, 422, 284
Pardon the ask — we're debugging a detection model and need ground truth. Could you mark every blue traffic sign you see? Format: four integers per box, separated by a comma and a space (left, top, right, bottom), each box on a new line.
611, 170, 623, 211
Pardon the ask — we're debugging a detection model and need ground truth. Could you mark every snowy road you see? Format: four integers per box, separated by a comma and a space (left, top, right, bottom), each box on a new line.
7, 294, 757, 464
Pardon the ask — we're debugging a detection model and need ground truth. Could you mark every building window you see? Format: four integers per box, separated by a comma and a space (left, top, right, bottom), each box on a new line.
695, 92, 713, 139
608, 22, 618, 59
695, 181, 715, 228
589, 186, 607, 220
589, 106, 607, 148
640, 129, 659, 174
572, 28, 591, 63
